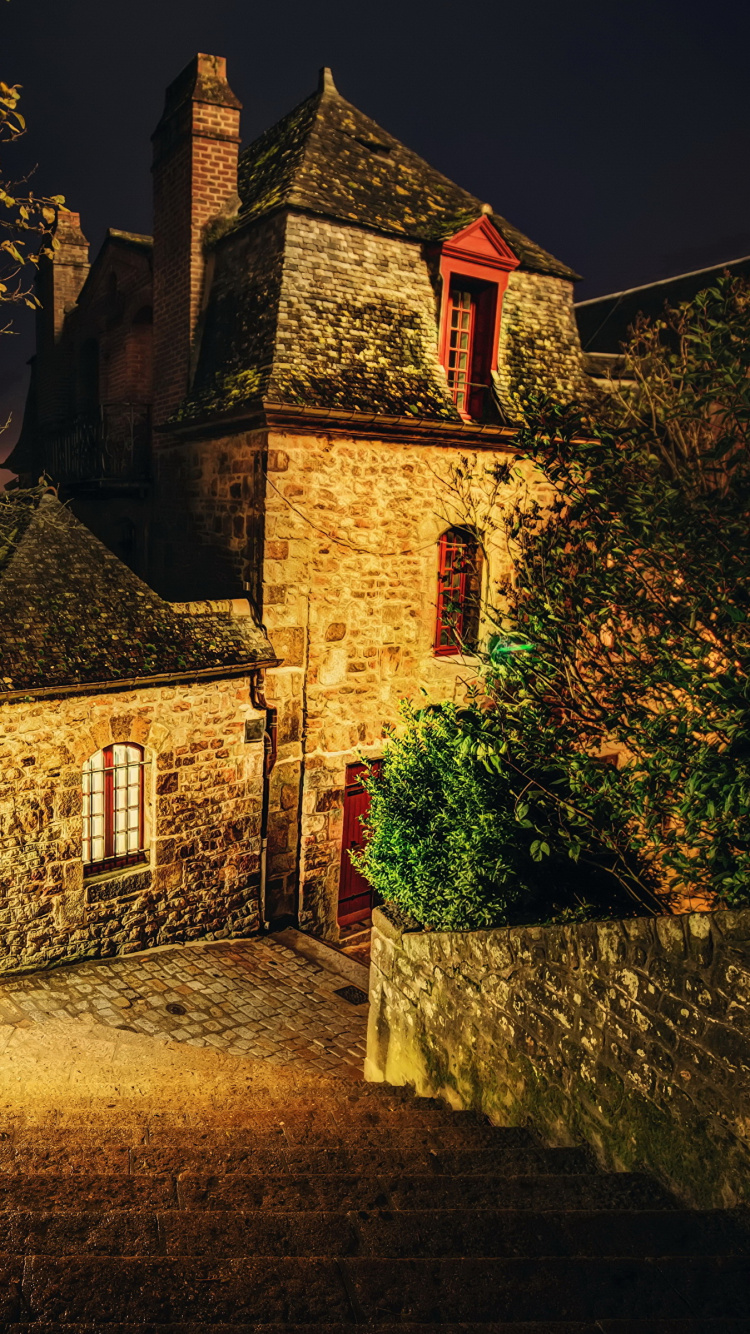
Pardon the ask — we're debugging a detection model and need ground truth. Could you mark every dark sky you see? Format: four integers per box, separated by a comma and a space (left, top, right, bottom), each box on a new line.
3, 0, 750, 477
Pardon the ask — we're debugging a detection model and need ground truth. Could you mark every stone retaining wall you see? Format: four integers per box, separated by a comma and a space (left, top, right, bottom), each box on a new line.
366, 904, 750, 1208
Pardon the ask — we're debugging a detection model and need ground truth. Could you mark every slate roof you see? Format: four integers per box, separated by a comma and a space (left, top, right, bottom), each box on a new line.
0, 489, 276, 695
237, 70, 578, 281
576, 255, 750, 353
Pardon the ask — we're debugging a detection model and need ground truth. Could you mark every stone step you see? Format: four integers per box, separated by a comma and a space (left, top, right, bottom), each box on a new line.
1, 1121, 538, 1160
0, 1170, 672, 1215
1, 1206, 746, 1258
5, 1324, 750, 1334
0, 1141, 594, 1178
143, 1120, 530, 1151
5, 1254, 747, 1322
175, 1170, 677, 1212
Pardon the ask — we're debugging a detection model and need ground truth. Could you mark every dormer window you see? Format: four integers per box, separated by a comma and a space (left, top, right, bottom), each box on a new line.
446, 281, 499, 420
438, 216, 520, 422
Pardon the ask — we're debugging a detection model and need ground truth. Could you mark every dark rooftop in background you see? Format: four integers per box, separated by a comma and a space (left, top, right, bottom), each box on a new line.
576, 254, 750, 353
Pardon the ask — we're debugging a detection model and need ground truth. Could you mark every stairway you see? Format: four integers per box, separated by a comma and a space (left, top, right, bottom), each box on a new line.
0, 1077, 747, 1330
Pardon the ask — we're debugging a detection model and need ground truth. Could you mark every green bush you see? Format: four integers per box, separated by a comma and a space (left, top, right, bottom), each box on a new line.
358, 278, 750, 925
354, 699, 641, 930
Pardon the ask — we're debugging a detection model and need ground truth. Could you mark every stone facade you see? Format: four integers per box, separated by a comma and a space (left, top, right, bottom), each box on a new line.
154, 425, 522, 930
14, 53, 591, 941
0, 678, 267, 975
366, 904, 750, 1209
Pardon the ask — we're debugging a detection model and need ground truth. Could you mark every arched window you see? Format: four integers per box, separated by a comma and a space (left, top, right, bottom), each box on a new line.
434, 527, 484, 655
82, 744, 147, 875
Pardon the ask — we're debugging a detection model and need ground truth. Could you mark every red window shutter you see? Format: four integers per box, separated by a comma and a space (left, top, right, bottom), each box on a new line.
103, 744, 115, 861
469, 285, 497, 420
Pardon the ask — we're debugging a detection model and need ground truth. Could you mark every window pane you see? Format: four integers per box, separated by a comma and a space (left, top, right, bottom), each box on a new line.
82, 744, 145, 870
82, 750, 106, 866
435, 528, 483, 653
446, 288, 475, 411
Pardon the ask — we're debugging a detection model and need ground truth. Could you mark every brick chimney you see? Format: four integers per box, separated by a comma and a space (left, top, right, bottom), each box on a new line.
151, 54, 242, 424
36, 207, 90, 421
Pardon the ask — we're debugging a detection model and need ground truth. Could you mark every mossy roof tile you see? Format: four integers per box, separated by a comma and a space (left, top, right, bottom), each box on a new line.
0, 490, 275, 694
237, 77, 578, 280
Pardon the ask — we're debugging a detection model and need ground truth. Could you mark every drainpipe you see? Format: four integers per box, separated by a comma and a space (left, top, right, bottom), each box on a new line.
251, 673, 277, 930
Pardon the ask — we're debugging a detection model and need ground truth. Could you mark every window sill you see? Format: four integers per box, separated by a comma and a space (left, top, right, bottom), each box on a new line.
84, 856, 148, 885
432, 649, 481, 663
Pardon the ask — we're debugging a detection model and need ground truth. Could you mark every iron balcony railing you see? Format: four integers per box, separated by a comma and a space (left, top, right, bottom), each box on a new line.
42, 402, 151, 484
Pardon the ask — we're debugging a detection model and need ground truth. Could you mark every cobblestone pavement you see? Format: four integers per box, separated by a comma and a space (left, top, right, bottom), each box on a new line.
0, 936, 368, 1081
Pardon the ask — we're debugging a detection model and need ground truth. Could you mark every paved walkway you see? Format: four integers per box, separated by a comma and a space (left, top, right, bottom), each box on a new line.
0, 936, 368, 1082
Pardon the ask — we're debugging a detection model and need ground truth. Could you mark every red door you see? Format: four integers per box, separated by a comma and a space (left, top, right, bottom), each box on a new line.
338, 762, 382, 926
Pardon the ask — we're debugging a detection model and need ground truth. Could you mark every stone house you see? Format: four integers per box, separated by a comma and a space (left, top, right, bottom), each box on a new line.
0, 488, 276, 974
11, 54, 590, 941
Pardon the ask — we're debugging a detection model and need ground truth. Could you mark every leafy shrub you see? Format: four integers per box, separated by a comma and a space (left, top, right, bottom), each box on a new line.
360, 277, 750, 925
354, 699, 644, 930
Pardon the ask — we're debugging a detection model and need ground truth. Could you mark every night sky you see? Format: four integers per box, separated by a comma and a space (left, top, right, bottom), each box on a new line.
3, 0, 750, 478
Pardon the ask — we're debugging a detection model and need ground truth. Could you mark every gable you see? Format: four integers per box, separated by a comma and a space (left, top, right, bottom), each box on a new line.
76, 231, 152, 312
441, 216, 521, 274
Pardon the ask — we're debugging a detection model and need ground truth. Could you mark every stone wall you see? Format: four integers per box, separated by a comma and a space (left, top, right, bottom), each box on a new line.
259, 429, 523, 931
496, 270, 590, 415
366, 905, 750, 1209
151, 424, 526, 932
153, 428, 267, 601
0, 677, 266, 974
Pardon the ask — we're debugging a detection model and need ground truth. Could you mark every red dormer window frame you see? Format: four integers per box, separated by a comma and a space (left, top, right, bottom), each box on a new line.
437, 216, 520, 421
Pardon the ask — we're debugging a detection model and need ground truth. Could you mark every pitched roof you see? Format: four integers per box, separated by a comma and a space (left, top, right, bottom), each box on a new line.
237, 70, 578, 281
0, 489, 276, 695
576, 255, 750, 352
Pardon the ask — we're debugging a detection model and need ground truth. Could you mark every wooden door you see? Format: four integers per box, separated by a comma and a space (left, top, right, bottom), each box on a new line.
338, 762, 381, 926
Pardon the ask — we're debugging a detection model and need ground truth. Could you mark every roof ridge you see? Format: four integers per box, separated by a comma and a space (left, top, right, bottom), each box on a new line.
575, 253, 750, 307
238, 85, 323, 222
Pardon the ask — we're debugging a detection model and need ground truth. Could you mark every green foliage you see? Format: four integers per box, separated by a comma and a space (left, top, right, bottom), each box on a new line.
353, 700, 525, 929
486, 276, 750, 912
354, 699, 641, 930
1, 77, 63, 336
362, 276, 750, 925
481, 278, 750, 911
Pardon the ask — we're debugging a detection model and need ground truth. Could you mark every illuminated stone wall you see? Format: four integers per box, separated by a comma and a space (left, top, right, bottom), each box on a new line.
259, 430, 526, 933
0, 677, 266, 974
366, 903, 750, 1210
153, 425, 550, 936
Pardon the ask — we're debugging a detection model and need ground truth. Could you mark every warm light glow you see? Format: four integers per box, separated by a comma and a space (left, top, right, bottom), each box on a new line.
82, 744, 145, 871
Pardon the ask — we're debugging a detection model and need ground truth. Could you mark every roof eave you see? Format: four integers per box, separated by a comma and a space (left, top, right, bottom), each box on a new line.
0, 657, 283, 705
157, 398, 521, 448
